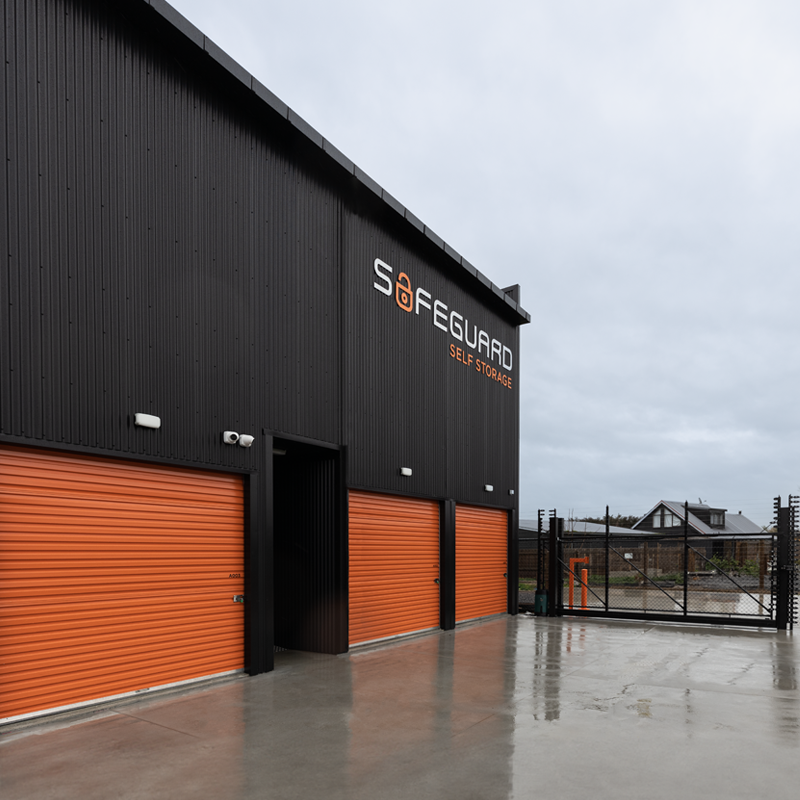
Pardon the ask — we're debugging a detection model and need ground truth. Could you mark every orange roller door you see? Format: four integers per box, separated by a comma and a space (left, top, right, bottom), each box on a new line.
456, 505, 508, 623
0, 446, 245, 723
349, 491, 440, 646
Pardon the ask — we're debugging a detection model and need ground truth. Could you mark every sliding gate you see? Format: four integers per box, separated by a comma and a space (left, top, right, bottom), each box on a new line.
522, 498, 798, 630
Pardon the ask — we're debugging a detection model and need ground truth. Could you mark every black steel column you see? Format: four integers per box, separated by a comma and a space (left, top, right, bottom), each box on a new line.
548, 516, 563, 616
247, 432, 274, 675
440, 499, 456, 630
507, 508, 519, 615
776, 504, 791, 631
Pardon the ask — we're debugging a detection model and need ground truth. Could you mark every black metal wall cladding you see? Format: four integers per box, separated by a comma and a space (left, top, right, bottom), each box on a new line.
343, 211, 520, 508
2, 0, 521, 509
2, 0, 341, 469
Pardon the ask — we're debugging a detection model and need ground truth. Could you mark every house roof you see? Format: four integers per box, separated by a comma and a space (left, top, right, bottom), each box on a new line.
139, 0, 530, 325
632, 501, 764, 536
519, 519, 635, 535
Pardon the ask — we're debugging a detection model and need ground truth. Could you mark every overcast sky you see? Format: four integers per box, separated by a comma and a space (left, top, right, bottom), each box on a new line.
168, 0, 800, 527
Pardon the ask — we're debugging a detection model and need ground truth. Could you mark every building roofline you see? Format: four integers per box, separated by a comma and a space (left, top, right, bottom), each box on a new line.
144, 0, 530, 325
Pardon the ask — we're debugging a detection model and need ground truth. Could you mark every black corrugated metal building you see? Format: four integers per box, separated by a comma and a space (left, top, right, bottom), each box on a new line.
0, 0, 530, 723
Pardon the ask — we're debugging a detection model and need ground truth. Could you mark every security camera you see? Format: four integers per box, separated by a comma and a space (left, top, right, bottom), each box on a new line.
223, 431, 240, 445
238, 434, 254, 448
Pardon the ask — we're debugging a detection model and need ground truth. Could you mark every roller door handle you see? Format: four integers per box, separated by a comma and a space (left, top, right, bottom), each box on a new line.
503, 573, 508, 578
434, 579, 440, 585
232, 595, 245, 603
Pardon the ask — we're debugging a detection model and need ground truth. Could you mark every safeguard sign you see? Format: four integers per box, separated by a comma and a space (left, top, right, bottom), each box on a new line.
373, 258, 514, 389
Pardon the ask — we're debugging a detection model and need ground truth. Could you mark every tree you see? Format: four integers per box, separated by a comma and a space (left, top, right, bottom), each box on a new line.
580, 514, 639, 529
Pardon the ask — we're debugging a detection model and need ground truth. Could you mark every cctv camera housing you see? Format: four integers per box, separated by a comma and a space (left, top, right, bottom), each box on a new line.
223, 430, 240, 444
238, 434, 255, 448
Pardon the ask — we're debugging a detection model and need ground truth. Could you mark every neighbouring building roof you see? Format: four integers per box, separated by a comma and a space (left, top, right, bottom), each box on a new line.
519, 519, 635, 536
632, 501, 764, 536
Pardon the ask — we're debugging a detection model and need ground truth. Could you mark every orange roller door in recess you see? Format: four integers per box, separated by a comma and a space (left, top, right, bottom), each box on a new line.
456, 505, 508, 623
349, 491, 440, 646
0, 445, 245, 723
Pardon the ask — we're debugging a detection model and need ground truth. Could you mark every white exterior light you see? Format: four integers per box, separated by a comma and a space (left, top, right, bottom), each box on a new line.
399, 467, 412, 477
484, 484, 494, 492
238, 434, 254, 448
134, 413, 161, 429
508, 489, 515, 496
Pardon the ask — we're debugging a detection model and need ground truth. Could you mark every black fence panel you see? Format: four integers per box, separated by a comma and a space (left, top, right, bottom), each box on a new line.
519, 500, 799, 629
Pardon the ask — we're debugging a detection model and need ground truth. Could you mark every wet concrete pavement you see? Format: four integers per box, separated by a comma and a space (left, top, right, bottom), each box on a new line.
1, 615, 798, 800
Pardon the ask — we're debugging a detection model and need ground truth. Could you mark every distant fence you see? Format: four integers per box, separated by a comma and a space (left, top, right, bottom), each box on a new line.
519, 498, 798, 629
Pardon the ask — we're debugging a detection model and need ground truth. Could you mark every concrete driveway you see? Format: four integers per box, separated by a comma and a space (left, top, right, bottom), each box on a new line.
1, 615, 798, 800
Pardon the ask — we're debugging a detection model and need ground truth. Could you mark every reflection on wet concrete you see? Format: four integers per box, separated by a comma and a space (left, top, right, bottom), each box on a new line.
2, 616, 800, 800
529, 617, 563, 721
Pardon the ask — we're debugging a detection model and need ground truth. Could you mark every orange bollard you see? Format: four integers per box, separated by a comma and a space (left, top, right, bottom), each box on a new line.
568, 557, 589, 610
581, 569, 588, 610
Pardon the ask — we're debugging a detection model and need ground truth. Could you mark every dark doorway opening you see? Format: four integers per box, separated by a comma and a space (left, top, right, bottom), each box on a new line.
273, 439, 347, 654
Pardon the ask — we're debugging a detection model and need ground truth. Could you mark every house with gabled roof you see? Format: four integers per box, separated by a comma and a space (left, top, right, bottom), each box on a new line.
632, 501, 763, 536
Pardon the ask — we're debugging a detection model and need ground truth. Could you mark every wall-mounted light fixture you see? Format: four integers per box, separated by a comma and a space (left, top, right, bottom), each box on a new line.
238, 434, 254, 448
399, 467, 412, 477
134, 413, 161, 429
484, 484, 494, 492
223, 431, 240, 444
508, 489, 515, 496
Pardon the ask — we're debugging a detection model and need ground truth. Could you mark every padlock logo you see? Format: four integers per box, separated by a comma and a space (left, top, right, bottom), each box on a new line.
395, 272, 413, 312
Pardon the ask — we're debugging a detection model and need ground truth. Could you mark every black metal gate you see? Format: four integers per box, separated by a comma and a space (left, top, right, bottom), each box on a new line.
520, 498, 798, 630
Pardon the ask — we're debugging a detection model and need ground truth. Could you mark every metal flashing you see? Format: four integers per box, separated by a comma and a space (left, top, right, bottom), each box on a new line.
460, 258, 478, 278
251, 77, 289, 119
444, 242, 461, 263
287, 109, 324, 149
404, 209, 425, 233
423, 227, 445, 249
323, 140, 355, 175
148, 0, 204, 48
476, 271, 492, 289
354, 166, 383, 198
203, 37, 251, 87
381, 190, 405, 217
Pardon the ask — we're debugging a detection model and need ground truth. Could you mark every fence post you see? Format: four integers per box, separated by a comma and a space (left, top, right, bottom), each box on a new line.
604, 505, 610, 612
548, 515, 563, 616
683, 501, 689, 616
537, 509, 545, 591
776, 501, 790, 631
